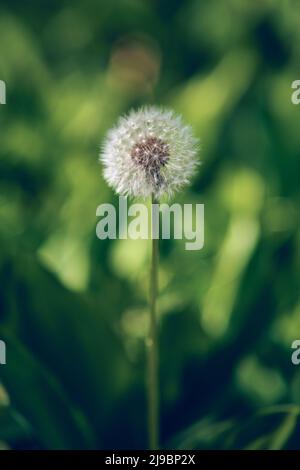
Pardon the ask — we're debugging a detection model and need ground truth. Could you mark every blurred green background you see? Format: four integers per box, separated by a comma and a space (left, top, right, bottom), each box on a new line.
0, 0, 300, 450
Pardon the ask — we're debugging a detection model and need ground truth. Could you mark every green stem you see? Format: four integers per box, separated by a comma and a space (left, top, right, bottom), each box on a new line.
147, 194, 159, 450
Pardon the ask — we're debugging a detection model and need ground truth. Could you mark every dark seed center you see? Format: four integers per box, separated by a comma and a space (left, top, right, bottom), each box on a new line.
131, 136, 169, 173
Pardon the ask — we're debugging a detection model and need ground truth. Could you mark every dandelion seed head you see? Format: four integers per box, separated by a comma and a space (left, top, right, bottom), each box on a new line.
100, 106, 199, 198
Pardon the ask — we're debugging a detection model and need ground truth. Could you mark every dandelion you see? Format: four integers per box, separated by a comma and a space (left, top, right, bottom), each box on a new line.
100, 106, 199, 450
100, 106, 199, 199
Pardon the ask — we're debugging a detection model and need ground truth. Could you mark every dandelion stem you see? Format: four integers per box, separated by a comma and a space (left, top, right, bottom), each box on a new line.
147, 194, 159, 450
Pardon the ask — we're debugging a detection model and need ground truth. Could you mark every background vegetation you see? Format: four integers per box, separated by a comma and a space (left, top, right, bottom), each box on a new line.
0, 0, 300, 450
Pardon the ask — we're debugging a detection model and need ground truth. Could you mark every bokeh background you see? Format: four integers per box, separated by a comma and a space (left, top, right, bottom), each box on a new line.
0, 0, 300, 450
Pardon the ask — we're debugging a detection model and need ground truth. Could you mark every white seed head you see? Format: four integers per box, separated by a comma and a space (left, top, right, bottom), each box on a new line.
100, 106, 199, 199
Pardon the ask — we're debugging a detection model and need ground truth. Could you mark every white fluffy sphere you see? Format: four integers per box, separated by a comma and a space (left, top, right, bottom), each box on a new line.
100, 106, 199, 199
